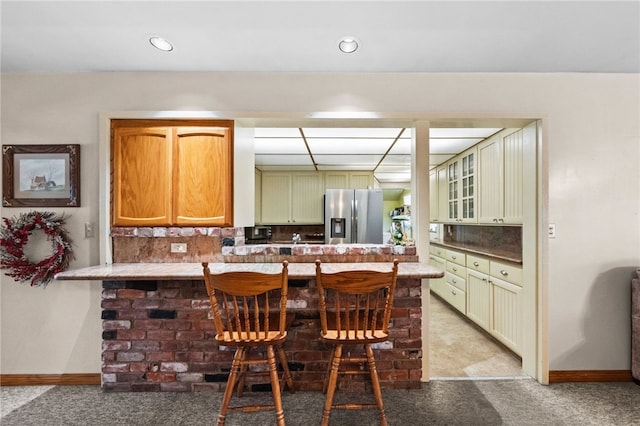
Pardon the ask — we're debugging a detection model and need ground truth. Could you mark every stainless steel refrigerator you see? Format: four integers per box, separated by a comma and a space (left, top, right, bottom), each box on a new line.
324, 189, 383, 244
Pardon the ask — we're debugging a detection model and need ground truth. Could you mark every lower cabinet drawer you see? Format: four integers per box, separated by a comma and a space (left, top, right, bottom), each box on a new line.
445, 271, 466, 292
442, 282, 466, 314
490, 261, 522, 286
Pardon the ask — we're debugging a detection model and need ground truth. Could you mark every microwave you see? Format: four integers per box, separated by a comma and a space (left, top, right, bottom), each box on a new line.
245, 226, 272, 243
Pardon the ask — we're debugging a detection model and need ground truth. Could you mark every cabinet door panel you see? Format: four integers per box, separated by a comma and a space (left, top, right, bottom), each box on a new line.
173, 127, 233, 226
478, 136, 503, 224
112, 127, 172, 226
503, 129, 524, 223
467, 270, 490, 330
292, 173, 324, 223
261, 173, 292, 224
491, 277, 523, 355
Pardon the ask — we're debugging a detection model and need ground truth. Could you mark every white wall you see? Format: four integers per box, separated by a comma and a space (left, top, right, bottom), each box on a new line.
1, 72, 638, 375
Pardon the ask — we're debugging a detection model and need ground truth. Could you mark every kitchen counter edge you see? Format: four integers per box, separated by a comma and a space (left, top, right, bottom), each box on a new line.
54, 262, 444, 281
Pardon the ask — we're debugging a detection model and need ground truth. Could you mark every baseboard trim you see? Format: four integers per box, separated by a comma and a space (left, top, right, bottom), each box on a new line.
549, 370, 633, 383
0, 374, 101, 386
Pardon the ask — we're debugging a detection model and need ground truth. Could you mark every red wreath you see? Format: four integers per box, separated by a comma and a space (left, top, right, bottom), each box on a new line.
0, 211, 74, 287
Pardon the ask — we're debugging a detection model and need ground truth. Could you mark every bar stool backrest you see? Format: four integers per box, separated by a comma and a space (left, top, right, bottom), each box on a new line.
202, 261, 289, 344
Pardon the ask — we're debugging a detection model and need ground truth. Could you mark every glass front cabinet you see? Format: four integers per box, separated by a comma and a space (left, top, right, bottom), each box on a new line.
446, 147, 477, 223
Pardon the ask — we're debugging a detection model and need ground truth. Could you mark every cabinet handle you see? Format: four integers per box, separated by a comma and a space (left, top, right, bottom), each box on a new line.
473, 261, 479, 266
500, 270, 509, 276
493, 218, 498, 222
482, 278, 488, 282
498, 218, 504, 223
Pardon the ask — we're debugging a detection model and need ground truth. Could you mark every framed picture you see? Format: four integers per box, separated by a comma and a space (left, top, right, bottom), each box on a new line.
2, 144, 80, 207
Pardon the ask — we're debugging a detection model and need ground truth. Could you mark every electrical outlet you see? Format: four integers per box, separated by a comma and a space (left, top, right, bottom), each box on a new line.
170, 243, 187, 253
548, 224, 556, 239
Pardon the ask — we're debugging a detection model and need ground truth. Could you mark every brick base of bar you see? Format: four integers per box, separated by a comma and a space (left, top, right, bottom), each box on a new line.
101, 277, 423, 392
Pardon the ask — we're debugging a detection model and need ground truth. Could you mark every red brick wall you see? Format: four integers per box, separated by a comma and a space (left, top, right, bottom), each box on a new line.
101, 277, 422, 392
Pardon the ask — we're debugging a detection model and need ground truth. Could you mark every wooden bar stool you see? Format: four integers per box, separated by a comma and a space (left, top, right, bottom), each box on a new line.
314, 259, 399, 426
202, 261, 295, 426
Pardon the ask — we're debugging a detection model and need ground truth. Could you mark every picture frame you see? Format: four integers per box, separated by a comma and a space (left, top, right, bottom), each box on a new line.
2, 144, 81, 207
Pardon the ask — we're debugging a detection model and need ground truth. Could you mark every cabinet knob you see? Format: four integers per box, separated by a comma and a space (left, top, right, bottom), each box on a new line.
451, 290, 457, 295
452, 267, 457, 272
451, 255, 457, 260
482, 278, 488, 282
473, 261, 479, 266
500, 270, 509, 276
452, 279, 457, 284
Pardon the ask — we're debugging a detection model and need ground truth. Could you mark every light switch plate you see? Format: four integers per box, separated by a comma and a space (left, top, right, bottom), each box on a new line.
170, 243, 187, 253
84, 222, 95, 238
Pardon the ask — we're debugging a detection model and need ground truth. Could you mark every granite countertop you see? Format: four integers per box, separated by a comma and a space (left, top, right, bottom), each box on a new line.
54, 262, 444, 281
430, 240, 522, 264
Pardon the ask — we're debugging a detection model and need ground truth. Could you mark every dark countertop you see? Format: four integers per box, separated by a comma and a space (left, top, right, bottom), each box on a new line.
430, 240, 522, 264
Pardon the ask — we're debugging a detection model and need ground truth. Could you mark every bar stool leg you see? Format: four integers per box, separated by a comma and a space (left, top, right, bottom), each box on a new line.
365, 344, 388, 426
322, 344, 343, 426
322, 346, 336, 394
276, 344, 295, 393
267, 345, 286, 426
218, 347, 245, 426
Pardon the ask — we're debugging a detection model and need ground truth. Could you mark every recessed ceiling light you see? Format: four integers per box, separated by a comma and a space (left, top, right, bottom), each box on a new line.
338, 37, 359, 54
149, 36, 174, 52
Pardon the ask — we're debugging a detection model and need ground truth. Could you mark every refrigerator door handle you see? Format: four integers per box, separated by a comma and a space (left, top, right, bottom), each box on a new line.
352, 198, 357, 243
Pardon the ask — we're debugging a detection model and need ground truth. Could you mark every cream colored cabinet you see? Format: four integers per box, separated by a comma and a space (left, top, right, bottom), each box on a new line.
261, 173, 292, 224
478, 128, 523, 224
441, 248, 466, 314
466, 254, 491, 330
261, 172, 324, 224
324, 171, 373, 190
112, 121, 234, 227
254, 169, 262, 224
428, 246, 448, 299
429, 169, 438, 222
489, 260, 523, 355
446, 147, 477, 223
291, 172, 324, 223
429, 166, 449, 222
348, 172, 374, 189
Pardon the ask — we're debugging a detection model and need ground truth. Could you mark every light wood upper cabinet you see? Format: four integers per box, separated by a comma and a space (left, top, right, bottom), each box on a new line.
173, 127, 233, 226
111, 120, 234, 227
112, 127, 173, 226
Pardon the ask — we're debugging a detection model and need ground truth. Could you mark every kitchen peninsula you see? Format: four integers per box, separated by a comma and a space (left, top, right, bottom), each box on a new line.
56, 240, 443, 393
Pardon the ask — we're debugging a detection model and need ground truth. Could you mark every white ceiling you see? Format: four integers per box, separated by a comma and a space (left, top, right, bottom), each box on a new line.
2, 1, 637, 184
2, 1, 638, 73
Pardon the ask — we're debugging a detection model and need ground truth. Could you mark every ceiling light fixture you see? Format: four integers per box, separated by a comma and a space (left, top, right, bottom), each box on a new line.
149, 36, 174, 52
338, 37, 359, 53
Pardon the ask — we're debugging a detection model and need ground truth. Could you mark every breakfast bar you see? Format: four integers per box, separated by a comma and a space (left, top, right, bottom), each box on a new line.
56, 250, 443, 393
